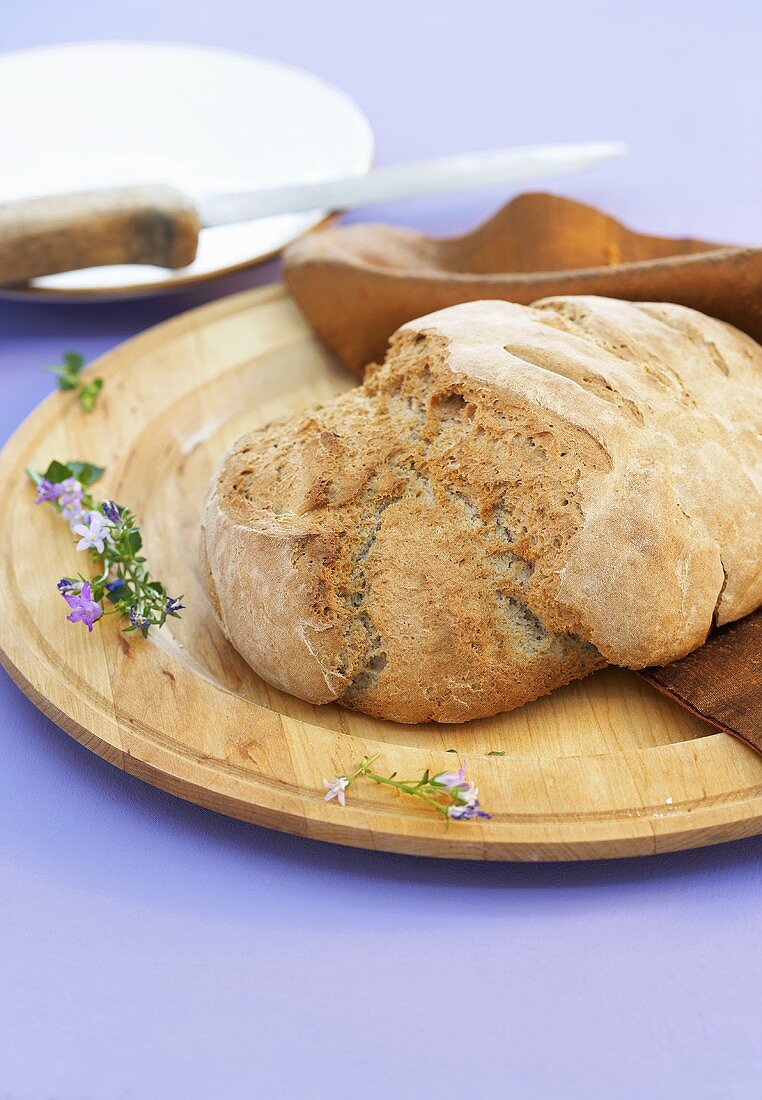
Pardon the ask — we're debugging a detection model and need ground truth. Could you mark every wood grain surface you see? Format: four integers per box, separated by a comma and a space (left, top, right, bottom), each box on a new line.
0, 283, 760, 860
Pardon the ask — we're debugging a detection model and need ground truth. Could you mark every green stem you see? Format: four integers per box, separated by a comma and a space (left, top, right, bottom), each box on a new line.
345, 753, 380, 783
363, 770, 450, 816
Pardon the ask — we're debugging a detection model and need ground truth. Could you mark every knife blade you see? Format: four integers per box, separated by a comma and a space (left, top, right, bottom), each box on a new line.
196, 141, 627, 227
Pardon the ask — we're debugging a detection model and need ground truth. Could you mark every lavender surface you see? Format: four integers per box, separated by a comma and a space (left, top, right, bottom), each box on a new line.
1, 2, 761, 1097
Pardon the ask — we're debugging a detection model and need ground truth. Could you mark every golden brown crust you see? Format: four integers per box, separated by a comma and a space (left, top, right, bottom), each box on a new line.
200, 296, 762, 724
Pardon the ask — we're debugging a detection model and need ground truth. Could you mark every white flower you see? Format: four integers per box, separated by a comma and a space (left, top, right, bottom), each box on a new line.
73, 512, 113, 554
323, 775, 349, 806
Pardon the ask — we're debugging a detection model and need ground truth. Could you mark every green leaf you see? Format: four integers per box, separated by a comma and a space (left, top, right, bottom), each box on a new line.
78, 378, 104, 413
45, 352, 84, 391
43, 459, 73, 484
56, 371, 79, 392
487, 750, 506, 757
128, 530, 143, 553
445, 748, 458, 753
62, 351, 85, 374
67, 461, 105, 485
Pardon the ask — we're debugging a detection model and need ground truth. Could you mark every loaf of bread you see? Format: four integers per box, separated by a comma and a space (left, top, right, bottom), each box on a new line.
201, 296, 762, 724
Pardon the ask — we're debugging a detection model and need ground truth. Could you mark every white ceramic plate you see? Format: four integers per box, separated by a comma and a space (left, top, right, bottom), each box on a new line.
0, 42, 374, 299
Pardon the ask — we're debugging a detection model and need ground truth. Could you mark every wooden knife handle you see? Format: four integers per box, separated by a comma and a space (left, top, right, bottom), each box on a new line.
0, 184, 202, 285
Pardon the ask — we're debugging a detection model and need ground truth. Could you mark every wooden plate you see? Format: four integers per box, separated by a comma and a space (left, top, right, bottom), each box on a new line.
1, 285, 761, 860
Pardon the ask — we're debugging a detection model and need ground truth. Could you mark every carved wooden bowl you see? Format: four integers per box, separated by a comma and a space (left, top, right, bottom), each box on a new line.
284, 192, 762, 376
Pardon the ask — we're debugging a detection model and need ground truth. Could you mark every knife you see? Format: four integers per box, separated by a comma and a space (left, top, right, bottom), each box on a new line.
0, 140, 626, 286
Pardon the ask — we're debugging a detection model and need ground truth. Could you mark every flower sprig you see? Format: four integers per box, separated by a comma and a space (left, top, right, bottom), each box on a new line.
323, 755, 491, 822
29, 459, 184, 636
45, 351, 103, 412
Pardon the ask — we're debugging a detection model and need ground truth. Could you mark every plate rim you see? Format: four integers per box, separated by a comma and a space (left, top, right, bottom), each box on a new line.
0, 40, 375, 301
1, 282, 760, 861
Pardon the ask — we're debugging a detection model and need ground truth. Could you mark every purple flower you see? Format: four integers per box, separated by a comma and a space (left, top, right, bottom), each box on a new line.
164, 596, 185, 615
102, 500, 122, 525
435, 759, 491, 820
57, 577, 78, 595
105, 578, 126, 593
455, 781, 481, 806
448, 800, 491, 821
58, 477, 83, 503
435, 761, 469, 789
435, 760, 480, 804
72, 512, 113, 554
59, 478, 86, 527
128, 605, 151, 633
63, 581, 102, 632
62, 502, 86, 528
36, 478, 62, 504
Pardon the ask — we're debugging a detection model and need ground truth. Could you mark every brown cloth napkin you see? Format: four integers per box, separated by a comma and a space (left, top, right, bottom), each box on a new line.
283, 193, 762, 750
640, 611, 761, 753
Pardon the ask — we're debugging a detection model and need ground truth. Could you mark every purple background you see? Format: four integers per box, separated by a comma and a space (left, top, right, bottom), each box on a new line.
2, 3, 761, 1097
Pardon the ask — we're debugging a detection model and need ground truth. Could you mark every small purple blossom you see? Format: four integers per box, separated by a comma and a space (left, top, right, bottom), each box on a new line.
164, 596, 185, 615
58, 477, 83, 507
454, 781, 481, 807
435, 760, 479, 804
35, 478, 63, 504
59, 479, 86, 527
102, 500, 122, 525
128, 605, 151, 633
72, 512, 113, 554
62, 502, 86, 528
435, 761, 469, 789
434, 759, 490, 820
447, 801, 491, 821
63, 581, 102, 632
57, 577, 79, 595
105, 578, 126, 593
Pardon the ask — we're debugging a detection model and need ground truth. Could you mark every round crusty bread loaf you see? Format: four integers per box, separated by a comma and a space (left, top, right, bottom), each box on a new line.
200, 296, 762, 724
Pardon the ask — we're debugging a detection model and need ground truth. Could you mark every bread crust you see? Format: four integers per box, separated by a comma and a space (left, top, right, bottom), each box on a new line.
201, 296, 762, 723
